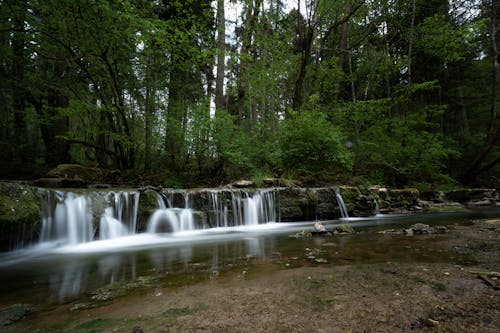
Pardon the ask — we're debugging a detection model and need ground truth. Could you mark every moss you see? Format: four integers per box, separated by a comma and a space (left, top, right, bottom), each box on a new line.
0, 183, 40, 225
336, 223, 355, 233
70, 318, 125, 332
0, 183, 41, 249
338, 186, 361, 204
0, 304, 34, 327
46, 164, 103, 182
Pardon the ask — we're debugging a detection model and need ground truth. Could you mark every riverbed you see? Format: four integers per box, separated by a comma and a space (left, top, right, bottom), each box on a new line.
1, 209, 499, 332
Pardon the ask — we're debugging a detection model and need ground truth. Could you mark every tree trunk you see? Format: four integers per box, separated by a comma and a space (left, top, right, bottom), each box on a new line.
144, 55, 153, 173
215, 0, 226, 112
459, 0, 499, 184
238, 0, 262, 123
292, 0, 318, 111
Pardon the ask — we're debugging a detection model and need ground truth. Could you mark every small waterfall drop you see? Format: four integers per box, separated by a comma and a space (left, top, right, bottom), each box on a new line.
205, 189, 276, 228
147, 190, 196, 233
147, 208, 195, 233
374, 198, 381, 216
38, 187, 279, 245
99, 207, 129, 240
40, 192, 94, 245
335, 189, 349, 219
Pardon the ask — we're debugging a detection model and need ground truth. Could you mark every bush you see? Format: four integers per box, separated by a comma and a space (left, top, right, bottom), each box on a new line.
279, 111, 353, 177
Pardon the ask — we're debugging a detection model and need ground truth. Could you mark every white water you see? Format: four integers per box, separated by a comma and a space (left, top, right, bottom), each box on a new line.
335, 189, 349, 219
374, 198, 382, 216
100, 207, 129, 240
40, 192, 94, 245
147, 208, 195, 233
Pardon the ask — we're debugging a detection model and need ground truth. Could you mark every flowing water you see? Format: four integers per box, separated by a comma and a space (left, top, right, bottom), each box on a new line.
1, 188, 499, 309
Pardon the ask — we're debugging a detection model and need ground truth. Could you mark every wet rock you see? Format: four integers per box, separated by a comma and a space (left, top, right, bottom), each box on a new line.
314, 222, 326, 232
421, 190, 446, 203
380, 223, 448, 235
289, 230, 311, 238
0, 304, 34, 327
230, 180, 254, 188
132, 326, 144, 333
69, 303, 96, 311
32, 177, 86, 188
34, 164, 106, 188
335, 224, 355, 234
411, 223, 433, 235
445, 188, 498, 204
0, 182, 41, 250
262, 178, 292, 187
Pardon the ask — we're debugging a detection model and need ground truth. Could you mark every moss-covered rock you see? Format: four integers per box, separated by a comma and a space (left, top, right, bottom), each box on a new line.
0, 304, 34, 327
47, 164, 103, 181
0, 182, 41, 250
34, 164, 106, 188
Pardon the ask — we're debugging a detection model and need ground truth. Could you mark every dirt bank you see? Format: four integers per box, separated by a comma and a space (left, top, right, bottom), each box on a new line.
5, 218, 500, 333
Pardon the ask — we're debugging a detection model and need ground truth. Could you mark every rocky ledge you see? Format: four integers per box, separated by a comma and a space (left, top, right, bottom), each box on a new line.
0, 180, 499, 251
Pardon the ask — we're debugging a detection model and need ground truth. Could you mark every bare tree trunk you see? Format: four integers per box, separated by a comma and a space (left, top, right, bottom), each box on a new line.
292, 0, 319, 111
405, 0, 416, 123
215, 0, 226, 112
237, 0, 261, 123
144, 55, 153, 173
459, 0, 499, 184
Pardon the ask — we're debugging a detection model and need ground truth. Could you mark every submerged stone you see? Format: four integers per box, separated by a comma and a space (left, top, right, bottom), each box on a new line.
0, 304, 34, 327
335, 224, 355, 234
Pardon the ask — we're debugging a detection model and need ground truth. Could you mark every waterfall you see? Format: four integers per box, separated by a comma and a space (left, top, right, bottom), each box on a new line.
40, 192, 94, 245
374, 198, 381, 216
204, 189, 277, 228
106, 191, 140, 234
99, 207, 129, 240
147, 208, 195, 233
39, 190, 140, 245
37, 187, 278, 245
335, 189, 349, 219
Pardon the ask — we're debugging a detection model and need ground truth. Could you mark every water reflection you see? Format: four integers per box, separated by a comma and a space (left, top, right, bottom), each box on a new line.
2, 209, 500, 304
39, 236, 277, 301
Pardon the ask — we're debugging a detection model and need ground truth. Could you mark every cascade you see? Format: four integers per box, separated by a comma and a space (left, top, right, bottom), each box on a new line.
374, 198, 381, 216
335, 189, 349, 219
99, 207, 129, 240
39, 189, 140, 245
204, 189, 277, 228
37, 188, 278, 246
40, 191, 94, 245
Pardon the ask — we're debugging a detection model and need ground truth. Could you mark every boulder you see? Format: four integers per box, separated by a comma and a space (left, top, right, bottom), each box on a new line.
444, 189, 498, 204
35, 164, 106, 188
230, 180, 255, 188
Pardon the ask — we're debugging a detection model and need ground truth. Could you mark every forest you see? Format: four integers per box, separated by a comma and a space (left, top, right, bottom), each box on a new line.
0, 0, 498, 189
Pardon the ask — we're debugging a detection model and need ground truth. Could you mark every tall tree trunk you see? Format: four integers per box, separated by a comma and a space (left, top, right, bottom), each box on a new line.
11, 0, 31, 167
144, 55, 153, 173
405, 0, 416, 123
238, 0, 262, 123
215, 0, 226, 112
292, 0, 318, 111
459, 0, 500, 184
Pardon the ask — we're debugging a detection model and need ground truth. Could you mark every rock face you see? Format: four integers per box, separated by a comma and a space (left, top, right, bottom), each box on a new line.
1, 180, 498, 251
33, 164, 114, 188
444, 189, 499, 207
0, 182, 41, 250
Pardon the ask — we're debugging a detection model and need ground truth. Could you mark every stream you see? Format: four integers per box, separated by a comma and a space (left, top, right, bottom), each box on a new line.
1, 207, 499, 308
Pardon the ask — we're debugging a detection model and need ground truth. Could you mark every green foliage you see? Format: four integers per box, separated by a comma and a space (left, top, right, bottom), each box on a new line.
0, 0, 497, 187
280, 106, 353, 178
416, 14, 486, 63
163, 177, 185, 189
335, 100, 458, 186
